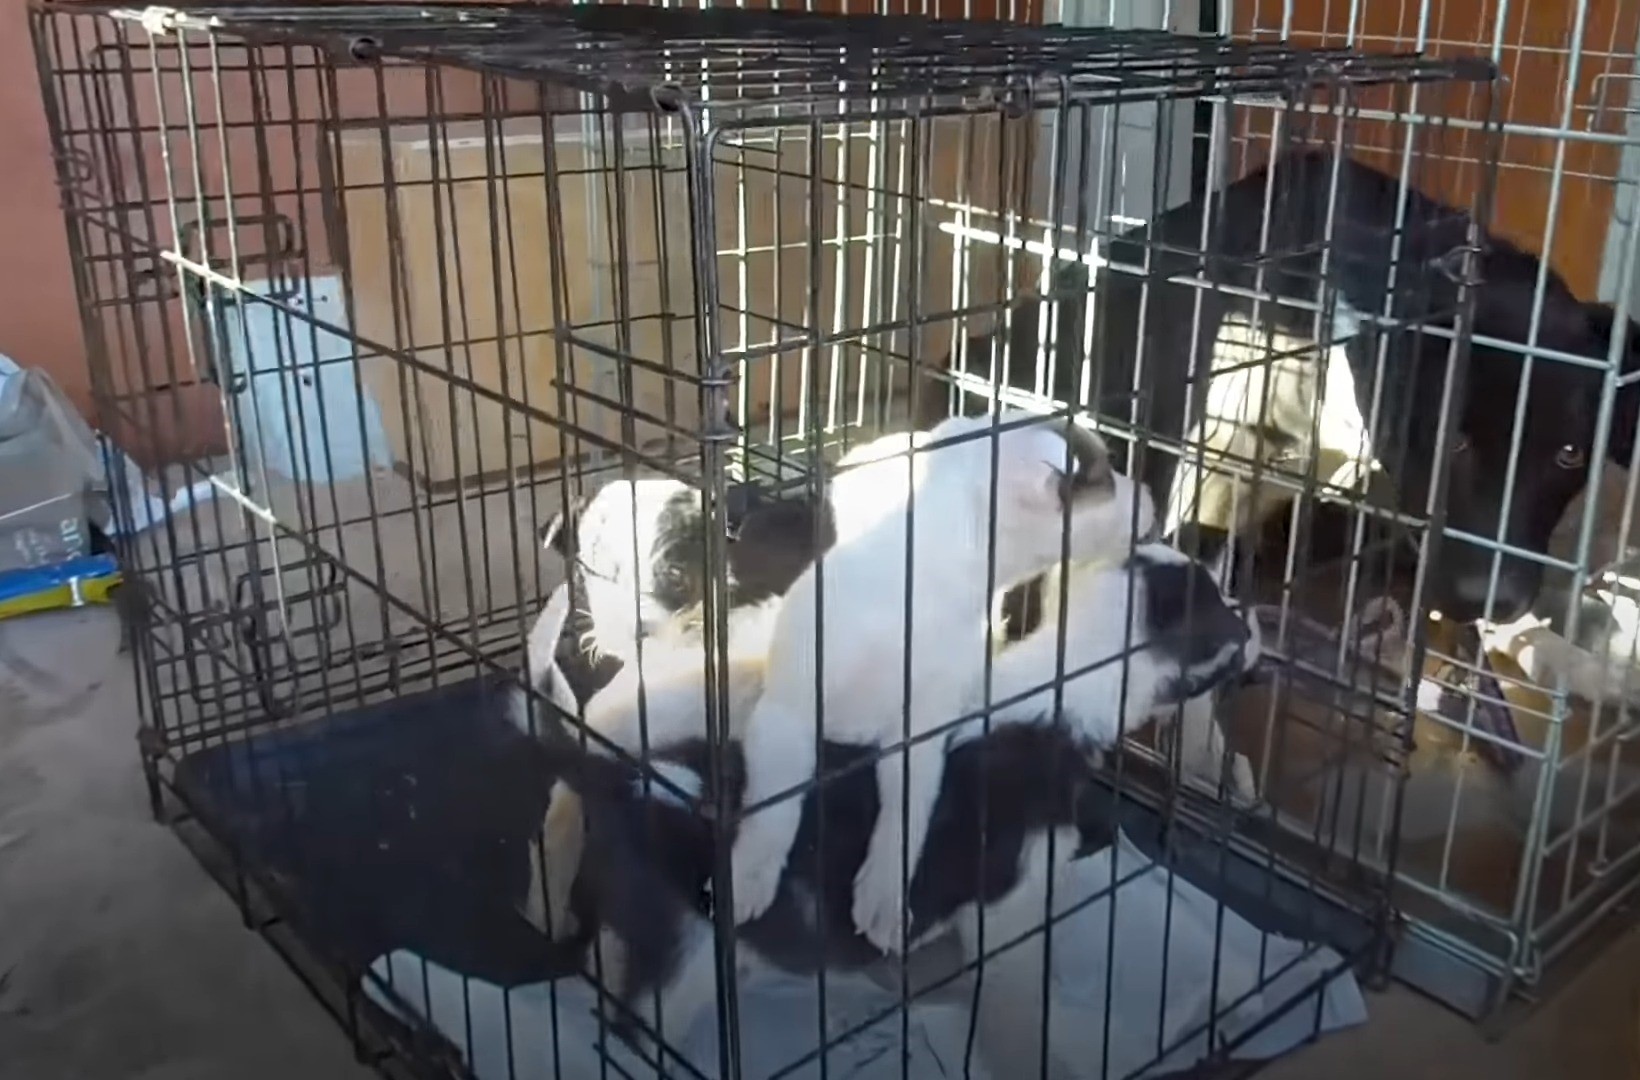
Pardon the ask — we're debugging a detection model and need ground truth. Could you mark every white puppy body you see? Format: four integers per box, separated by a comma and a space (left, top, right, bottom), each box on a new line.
576, 597, 782, 757
729, 411, 1156, 953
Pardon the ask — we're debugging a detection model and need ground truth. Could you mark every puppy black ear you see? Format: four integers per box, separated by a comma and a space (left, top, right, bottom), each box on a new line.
539, 494, 588, 560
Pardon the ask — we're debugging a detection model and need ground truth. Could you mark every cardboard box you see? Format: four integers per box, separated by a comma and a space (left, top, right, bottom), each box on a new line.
332, 111, 1033, 488
333, 116, 679, 488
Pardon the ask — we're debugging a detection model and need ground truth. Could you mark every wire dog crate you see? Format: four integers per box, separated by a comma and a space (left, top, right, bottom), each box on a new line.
1212, 0, 1640, 1026
30, 1, 1512, 1076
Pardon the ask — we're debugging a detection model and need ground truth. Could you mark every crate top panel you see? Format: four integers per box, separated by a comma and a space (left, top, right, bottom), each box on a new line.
56, 2, 1497, 122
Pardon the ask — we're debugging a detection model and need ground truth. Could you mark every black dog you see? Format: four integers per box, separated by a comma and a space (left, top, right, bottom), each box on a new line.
926, 149, 1640, 624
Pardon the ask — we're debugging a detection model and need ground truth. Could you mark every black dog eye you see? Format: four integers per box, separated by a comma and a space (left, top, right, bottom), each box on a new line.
1555, 444, 1587, 470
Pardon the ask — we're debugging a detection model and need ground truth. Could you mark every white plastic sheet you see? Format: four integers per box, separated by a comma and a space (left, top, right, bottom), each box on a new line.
363, 830, 1367, 1080
0, 351, 214, 538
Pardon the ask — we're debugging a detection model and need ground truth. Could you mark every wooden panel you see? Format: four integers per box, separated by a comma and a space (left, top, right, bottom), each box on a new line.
712, 113, 1037, 433
337, 117, 696, 488
337, 110, 1037, 487
1231, 0, 1640, 301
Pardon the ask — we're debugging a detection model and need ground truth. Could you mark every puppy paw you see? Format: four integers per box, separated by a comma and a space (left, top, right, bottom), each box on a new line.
1228, 752, 1257, 804
521, 846, 580, 941
730, 849, 784, 925
520, 869, 546, 930
851, 860, 909, 954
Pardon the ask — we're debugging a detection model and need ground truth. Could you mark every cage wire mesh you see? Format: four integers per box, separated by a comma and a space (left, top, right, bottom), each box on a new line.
25, 0, 1538, 1075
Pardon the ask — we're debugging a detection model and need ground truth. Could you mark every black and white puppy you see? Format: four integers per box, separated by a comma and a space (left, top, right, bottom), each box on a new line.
516, 462, 850, 939
521, 584, 783, 941
516, 465, 1258, 940
516, 474, 835, 726
542, 543, 1258, 1079
729, 415, 1154, 954
979, 544, 1261, 797
973, 543, 1259, 747
549, 724, 1106, 1080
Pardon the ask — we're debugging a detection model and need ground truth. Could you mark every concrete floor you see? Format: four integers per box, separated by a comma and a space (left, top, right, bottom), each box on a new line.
1, 604, 1637, 1080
